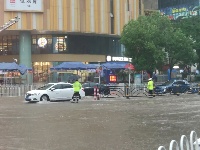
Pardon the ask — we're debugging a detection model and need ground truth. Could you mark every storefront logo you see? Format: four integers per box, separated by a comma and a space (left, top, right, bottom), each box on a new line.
106, 56, 132, 62
38, 37, 47, 48
10, 0, 15, 3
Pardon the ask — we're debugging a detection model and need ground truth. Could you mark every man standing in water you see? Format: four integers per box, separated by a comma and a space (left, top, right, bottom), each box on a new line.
72, 79, 82, 103
147, 78, 155, 97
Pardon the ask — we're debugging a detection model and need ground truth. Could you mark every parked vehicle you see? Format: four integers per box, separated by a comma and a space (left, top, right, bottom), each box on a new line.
25, 82, 85, 102
154, 80, 191, 95
82, 82, 110, 96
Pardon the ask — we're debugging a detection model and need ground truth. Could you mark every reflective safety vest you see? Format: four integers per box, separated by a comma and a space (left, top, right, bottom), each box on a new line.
73, 81, 82, 92
147, 80, 154, 90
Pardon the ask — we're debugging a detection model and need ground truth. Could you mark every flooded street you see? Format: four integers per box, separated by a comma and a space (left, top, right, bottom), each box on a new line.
0, 94, 200, 150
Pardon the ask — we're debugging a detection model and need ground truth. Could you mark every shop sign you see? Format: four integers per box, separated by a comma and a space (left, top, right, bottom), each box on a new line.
38, 37, 47, 48
107, 56, 132, 62
5, 0, 43, 12
160, 2, 200, 20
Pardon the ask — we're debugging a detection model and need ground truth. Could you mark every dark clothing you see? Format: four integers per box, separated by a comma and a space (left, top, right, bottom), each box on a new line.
149, 90, 153, 95
73, 92, 80, 98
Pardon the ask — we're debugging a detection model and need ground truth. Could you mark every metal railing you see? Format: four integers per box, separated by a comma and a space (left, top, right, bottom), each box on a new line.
0, 82, 197, 97
158, 130, 199, 150
0, 84, 42, 97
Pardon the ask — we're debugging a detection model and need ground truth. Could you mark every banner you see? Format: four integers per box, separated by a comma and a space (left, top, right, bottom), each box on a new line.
160, 1, 199, 20
5, 0, 43, 12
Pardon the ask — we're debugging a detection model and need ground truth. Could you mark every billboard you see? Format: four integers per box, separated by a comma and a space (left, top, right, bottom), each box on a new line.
160, 1, 200, 20
4, 0, 43, 12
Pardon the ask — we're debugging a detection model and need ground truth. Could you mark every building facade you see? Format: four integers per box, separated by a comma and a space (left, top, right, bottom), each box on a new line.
158, 0, 200, 20
0, 0, 143, 83
143, 0, 158, 10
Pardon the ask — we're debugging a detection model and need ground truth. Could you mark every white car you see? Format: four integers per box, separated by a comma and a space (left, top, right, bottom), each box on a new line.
25, 82, 85, 102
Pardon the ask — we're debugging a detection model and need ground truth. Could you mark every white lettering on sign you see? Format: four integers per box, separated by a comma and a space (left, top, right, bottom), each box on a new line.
107, 56, 132, 62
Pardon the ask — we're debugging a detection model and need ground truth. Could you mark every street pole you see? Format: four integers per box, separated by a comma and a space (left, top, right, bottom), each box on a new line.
128, 63, 131, 87
98, 61, 101, 84
129, 71, 131, 87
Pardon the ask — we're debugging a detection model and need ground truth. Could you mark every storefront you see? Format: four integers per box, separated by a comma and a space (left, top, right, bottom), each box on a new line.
0, 0, 142, 84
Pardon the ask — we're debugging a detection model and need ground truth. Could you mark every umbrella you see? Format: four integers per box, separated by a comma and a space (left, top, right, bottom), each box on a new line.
124, 63, 135, 70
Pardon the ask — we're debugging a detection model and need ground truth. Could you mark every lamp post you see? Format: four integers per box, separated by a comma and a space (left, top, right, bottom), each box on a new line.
0, 16, 20, 32
98, 61, 101, 84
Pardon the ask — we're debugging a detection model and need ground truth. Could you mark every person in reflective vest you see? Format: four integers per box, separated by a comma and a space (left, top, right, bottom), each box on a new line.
72, 79, 82, 103
147, 78, 155, 97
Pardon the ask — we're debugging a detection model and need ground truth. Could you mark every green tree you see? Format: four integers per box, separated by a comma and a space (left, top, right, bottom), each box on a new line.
174, 16, 200, 70
162, 27, 197, 78
120, 12, 197, 79
120, 13, 166, 76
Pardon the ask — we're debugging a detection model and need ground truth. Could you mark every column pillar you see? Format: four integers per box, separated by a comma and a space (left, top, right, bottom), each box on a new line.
19, 31, 33, 84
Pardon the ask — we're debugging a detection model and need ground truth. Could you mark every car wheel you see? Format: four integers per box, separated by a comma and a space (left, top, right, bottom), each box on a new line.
40, 95, 49, 101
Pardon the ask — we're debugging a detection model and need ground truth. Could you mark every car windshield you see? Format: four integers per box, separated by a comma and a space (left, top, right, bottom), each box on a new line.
37, 84, 54, 90
162, 80, 174, 86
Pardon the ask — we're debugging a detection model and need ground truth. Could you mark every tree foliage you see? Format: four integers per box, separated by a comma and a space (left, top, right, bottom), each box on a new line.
120, 13, 166, 72
120, 12, 197, 78
174, 16, 200, 69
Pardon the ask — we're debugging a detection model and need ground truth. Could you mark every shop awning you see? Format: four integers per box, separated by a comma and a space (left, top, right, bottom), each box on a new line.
50, 62, 88, 71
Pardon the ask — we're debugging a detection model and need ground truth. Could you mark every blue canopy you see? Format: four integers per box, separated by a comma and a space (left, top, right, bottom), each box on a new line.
0, 62, 19, 71
50, 62, 133, 71
0, 62, 32, 75
101, 62, 130, 69
18, 64, 32, 75
85, 64, 99, 69
50, 62, 88, 70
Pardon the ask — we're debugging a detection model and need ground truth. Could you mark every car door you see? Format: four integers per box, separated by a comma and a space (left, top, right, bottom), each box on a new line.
178, 81, 189, 93
173, 81, 186, 93
49, 84, 63, 100
61, 84, 74, 100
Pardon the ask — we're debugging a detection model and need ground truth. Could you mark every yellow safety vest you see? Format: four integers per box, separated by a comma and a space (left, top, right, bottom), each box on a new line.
147, 80, 154, 90
73, 81, 82, 92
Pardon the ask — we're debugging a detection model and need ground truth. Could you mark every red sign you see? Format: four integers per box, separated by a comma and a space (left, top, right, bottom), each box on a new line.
10, 0, 15, 3
124, 63, 135, 70
109, 75, 117, 83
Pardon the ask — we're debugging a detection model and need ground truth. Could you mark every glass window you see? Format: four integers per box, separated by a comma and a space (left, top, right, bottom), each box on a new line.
33, 62, 51, 83
62, 84, 73, 89
52, 36, 67, 54
52, 84, 63, 89
82, 83, 89, 87
37, 84, 54, 90
0, 35, 19, 55
174, 81, 185, 85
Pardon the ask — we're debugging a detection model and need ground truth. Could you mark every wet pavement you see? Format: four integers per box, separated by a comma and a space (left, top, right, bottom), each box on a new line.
0, 94, 200, 150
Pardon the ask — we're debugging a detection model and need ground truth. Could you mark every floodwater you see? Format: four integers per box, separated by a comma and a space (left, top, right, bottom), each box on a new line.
0, 94, 199, 150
